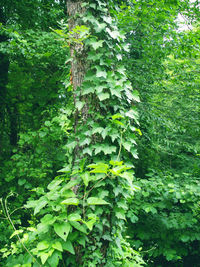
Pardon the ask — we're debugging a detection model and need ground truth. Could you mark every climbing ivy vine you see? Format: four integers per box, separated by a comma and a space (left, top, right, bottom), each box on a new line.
1, 1, 144, 266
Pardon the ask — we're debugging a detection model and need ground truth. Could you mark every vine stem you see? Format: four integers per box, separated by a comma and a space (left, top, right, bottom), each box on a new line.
82, 175, 109, 200
2, 195, 41, 267
117, 131, 123, 161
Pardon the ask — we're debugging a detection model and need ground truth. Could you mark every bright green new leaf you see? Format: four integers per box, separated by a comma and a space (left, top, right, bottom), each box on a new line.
61, 198, 79, 206
87, 197, 109, 205
40, 252, 49, 265
52, 241, 63, 252
37, 240, 49, 251
68, 213, 82, 221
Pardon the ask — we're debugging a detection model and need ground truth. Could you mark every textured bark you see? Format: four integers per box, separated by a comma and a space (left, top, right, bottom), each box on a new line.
67, 1, 86, 97
67, 1, 88, 195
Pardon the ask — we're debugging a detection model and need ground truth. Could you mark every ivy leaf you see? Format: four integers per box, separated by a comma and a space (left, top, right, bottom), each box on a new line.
114, 208, 126, 220
92, 127, 104, 134
54, 222, 71, 241
89, 38, 104, 50
98, 92, 110, 101
87, 197, 109, 205
123, 141, 132, 152
96, 66, 107, 79
125, 109, 138, 120
83, 147, 93, 156
106, 28, 120, 39
83, 218, 96, 231
101, 145, 116, 155
76, 101, 84, 111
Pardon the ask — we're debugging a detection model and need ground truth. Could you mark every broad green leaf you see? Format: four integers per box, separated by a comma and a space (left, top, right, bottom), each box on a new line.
41, 214, 56, 225
47, 179, 63, 190
61, 189, 76, 198
47, 251, 61, 266
34, 197, 48, 215
92, 127, 104, 134
68, 213, 81, 221
61, 198, 79, 206
40, 253, 49, 265
112, 113, 124, 120
88, 163, 109, 173
37, 240, 49, 251
70, 221, 87, 234
52, 241, 63, 252
81, 172, 90, 187
54, 222, 71, 241
114, 208, 126, 220
57, 166, 71, 173
62, 180, 80, 190
87, 197, 109, 205
62, 241, 75, 254
83, 218, 96, 231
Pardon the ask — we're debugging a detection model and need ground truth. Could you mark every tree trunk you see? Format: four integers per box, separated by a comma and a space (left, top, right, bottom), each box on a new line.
66, 1, 89, 170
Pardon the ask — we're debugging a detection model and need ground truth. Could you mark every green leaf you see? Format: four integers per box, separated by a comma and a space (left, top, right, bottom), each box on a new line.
41, 214, 56, 225
106, 28, 120, 39
54, 222, 71, 241
83, 147, 93, 156
62, 180, 80, 190
88, 163, 109, 173
34, 197, 48, 215
37, 241, 49, 251
98, 92, 110, 101
52, 241, 63, 252
47, 251, 61, 266
123, 142, 132, 152
83, 218, 96, 231
76, 101, 84, 111
87, 197, 109, 205
96, 66, 107, 79
61, 198, 79, 206
40, 253, 49, 265
68, 213, 81, 221
114, 208, 126, 220
47, 179, 63, 190
61, 189, 76, 198
70, 221, 87, 234
62, 241, 75, 254
57, 166, 71, 173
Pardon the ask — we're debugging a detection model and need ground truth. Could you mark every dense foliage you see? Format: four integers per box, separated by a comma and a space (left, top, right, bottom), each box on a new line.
0, 0, 199, 266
